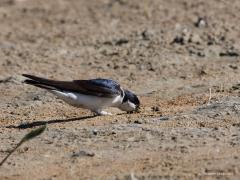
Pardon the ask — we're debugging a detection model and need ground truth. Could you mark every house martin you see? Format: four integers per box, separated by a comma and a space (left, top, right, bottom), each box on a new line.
22, 74, 140, 115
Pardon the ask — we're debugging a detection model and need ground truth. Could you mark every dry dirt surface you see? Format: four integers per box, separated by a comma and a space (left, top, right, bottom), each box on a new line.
0, 0, 240, 179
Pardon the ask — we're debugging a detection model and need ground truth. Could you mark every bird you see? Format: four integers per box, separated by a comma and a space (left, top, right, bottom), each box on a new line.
22, 74, 140, 115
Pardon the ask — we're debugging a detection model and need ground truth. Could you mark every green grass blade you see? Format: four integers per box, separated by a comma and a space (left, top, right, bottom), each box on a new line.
0, 125, 47, 167
21, 125, 47, 143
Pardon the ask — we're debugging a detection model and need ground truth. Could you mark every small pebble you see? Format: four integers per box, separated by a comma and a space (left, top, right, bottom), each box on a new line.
71, 150, 95, 158
151, 106, 160, 112
92, 129, 98, 135
195, 17, 207, 28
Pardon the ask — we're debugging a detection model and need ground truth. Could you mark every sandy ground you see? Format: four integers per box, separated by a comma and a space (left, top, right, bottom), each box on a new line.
0, 0, 240, 179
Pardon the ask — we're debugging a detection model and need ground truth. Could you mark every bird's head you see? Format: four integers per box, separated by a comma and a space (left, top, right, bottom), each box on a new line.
118, 89, 140, 113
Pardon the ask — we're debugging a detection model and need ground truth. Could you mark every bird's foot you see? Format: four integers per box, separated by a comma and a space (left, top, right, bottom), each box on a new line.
93, 110, 112, 116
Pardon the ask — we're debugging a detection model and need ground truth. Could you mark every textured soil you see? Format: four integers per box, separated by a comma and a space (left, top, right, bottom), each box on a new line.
0, 0, 240, 179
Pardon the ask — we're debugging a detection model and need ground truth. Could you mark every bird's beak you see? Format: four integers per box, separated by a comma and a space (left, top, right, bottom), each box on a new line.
126, 106, 140, 114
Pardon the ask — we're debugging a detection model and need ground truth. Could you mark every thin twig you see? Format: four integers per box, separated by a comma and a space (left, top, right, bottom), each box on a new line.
207, 88, 212, 105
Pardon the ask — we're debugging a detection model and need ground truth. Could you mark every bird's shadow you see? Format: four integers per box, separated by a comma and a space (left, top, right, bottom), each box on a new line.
6, 115, 96, 129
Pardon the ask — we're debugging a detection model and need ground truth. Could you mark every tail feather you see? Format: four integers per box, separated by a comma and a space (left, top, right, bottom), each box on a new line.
23, 74, 63, 90
22, 74, 57, 85
24, 79, 56, 90
22, 74, 75, 92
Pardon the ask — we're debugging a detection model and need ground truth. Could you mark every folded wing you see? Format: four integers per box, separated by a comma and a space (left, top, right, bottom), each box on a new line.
22, 74, 122, 98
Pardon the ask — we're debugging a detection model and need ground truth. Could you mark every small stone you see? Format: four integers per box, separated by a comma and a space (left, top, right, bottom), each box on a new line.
194, 17, 207, 28
141, 29, 154, 40
71, 150, 95, 158
151, 106, 160, 112
171, 35, 184, 45
229, 65, 238, 70
159, 116, 169, 121
134, 120, 143, 124
114, 38, 128, 46
171, 136, 177, 141
33, 96, 40, 101
92, 129, 98, 135
219, 51, 239, 57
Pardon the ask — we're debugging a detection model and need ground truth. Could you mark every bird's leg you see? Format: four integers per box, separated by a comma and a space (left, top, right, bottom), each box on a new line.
92, 109, 112, 116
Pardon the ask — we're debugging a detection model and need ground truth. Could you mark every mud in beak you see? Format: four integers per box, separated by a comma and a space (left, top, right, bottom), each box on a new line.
135, 105, 141, 112
127, 105, 140, 114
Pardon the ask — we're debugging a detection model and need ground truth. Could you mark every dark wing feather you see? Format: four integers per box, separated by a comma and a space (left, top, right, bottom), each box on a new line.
73, 79, 122, 97
24, 79, 57, 90
22, 74, 122, 97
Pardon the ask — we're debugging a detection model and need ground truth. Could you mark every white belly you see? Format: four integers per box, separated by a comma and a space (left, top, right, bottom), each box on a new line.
50, 90, 122, 111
